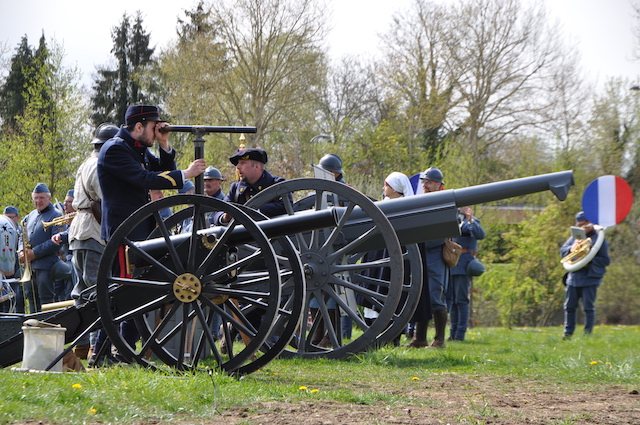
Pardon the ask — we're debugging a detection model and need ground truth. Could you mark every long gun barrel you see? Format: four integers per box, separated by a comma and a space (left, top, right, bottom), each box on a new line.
158, 125, 257, 194
344, 170, 574, 248
158, 125, 257, 134
133, 170, 573, 258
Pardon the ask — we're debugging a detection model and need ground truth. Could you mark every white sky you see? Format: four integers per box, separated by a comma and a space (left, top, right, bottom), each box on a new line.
0, 0, 638, 90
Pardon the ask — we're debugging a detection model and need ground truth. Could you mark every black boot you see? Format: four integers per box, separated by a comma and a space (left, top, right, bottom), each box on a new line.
407, 320, 429, 347
430, 309, 448, 348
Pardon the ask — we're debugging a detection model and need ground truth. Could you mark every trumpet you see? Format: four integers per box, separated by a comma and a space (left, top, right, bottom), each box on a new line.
42, 212, 77, 229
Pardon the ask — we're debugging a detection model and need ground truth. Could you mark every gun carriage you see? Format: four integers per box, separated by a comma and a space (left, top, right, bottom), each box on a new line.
0, 125, 574, 375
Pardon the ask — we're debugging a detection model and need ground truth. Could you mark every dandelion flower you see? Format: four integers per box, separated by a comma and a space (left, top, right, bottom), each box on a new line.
299, 386, 308, 390
72, 384, 82, 389
590, 361, 598, 366
411, 377, 420, 381
310, 389, 319, 393
88, 408, 97, 415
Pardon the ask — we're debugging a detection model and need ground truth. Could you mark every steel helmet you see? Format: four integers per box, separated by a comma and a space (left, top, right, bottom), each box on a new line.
203, 166, 225, 181
467, 258, 485, 277
91, 123, 119, 145
419, 166, 444, 185
318, 154, 344, 175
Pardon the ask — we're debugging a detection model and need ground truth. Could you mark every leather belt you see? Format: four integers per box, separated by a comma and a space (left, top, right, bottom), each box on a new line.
461, 249, 477, 255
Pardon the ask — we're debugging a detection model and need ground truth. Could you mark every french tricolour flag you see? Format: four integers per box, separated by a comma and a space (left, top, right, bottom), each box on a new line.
582, 175, 633, 227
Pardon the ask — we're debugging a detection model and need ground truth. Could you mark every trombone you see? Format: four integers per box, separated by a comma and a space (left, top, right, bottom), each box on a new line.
42, 212, 77, 229
19, 218, 32, 284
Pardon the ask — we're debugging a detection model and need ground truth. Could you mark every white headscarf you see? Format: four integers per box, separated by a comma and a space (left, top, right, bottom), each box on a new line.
385, 172, 414, 197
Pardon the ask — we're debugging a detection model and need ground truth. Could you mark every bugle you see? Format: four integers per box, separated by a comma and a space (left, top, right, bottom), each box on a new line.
42, 212, 77, 229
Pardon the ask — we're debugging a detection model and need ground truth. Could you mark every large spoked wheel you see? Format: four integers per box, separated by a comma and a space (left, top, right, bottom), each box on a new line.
96, 194, 282, 374
246, 178, 404, 359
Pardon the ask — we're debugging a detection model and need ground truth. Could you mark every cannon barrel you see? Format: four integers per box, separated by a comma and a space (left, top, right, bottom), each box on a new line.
335, 170, 574, 249
133, 207, 338, 258
135, 170, 573, 257
158, 125, 257, 134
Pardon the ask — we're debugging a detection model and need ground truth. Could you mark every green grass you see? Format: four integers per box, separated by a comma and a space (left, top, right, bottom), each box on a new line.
1, 325, 638, 424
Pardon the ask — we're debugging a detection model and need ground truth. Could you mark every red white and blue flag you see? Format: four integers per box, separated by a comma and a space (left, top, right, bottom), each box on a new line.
582, 175, 633, 227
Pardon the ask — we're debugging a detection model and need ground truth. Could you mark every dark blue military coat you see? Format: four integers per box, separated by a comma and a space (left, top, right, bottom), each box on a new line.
97, 127, 183, 241
212, 170, 286, 225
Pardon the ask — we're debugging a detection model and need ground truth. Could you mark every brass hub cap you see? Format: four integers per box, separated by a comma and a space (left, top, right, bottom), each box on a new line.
173, 273, 201, 303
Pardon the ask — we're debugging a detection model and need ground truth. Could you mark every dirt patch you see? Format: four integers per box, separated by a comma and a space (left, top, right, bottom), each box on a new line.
172, 374, 640, 425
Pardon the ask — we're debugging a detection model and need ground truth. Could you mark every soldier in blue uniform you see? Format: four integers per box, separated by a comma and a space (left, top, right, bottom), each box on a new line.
92, 105, 206, 365
408, 167, 449, 348
560, 211, 610, 338
19, 183, 63, 312
448, 206, 485, 341
203, 166, 225, 200
213, 148, 286, 225
97, 104, 206, 242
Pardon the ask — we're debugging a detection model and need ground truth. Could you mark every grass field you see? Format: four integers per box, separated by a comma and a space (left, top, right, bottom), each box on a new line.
1, 325, 639, 424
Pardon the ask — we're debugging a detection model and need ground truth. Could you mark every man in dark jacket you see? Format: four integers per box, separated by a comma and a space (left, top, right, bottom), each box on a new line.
214, 148, 286, 225
97, 104, 206, 242
92, 105, 205, 366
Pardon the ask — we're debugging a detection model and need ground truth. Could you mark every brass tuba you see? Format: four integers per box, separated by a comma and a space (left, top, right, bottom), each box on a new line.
561, 225, 606, 272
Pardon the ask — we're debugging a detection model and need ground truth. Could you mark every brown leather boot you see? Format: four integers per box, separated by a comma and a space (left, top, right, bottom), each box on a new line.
74, 344, 91, 360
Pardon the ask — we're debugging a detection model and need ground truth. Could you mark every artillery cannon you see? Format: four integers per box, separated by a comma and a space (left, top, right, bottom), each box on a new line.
0, 169, 573, 374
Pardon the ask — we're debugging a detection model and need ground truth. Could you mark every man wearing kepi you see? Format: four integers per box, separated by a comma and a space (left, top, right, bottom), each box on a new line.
98, 105, 206, 242
214, 148, 285, 225
560, 211, 610, 338
94, 105, 205, 365
448, 206, 485, 341
408, 166, 449, 348
19, 183, 63, 312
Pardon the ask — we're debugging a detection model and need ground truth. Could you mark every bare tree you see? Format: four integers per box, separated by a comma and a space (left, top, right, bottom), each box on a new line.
378, 0, 457, 170
446, 0, 561, 165
318, 56, 381, 143
209, 0, 328, 147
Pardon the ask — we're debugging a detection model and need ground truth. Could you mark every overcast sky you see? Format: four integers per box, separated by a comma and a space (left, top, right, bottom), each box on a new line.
0, 0, 638, 90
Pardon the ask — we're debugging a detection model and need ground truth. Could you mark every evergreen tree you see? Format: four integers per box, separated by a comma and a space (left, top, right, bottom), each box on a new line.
90, 11, 156, 126
0, 36, 34, 129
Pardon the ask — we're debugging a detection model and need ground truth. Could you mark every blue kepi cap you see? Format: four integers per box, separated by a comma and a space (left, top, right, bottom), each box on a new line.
178, 180, 195, 194
33, 183, 50, 194
3, 206, 18, 215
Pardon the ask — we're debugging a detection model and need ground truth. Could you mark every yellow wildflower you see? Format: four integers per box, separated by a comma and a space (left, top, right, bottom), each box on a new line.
411, 377, 420, 381
310, 389, 319, 393
590, 361, 598, 366
299, 386, 307, 390
88, 408, 97, 415
72, 384, 82, 389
